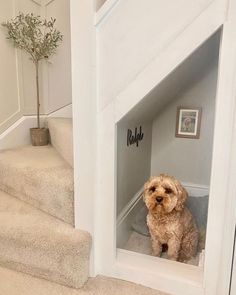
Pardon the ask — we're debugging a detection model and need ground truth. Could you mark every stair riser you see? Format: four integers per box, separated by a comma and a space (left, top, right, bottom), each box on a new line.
0, 146, 74, 225
0, 214, 91, 288
48, 118, 74, 167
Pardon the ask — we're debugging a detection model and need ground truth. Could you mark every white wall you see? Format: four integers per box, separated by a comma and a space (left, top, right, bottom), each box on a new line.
151, 60, 218, 185
117, 120, 152, 215
0, 0, 72, 134
43, 0, 72, 114
0, 0, 23, 134
231, 237, 236, 295
97, 0, 213, 111
70, 0, 97, 275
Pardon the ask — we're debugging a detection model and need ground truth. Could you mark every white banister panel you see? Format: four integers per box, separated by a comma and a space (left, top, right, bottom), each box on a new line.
97, 0, 215, 111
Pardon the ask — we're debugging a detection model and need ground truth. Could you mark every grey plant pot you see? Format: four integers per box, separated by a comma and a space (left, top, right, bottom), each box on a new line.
30, 128, 49, 146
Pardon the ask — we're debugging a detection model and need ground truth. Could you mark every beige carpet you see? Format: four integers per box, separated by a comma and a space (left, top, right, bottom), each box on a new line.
47, 117, 74, 167
0, 190, 91, 289
0, 266, 168, 295
0, 145, 74, 224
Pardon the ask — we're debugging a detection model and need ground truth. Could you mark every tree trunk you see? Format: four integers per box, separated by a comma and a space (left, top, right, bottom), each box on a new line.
35, 62, 40, 128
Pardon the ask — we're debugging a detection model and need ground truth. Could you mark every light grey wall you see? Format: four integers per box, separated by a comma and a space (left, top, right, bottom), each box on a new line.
151, 61, 218, 186
117, 120, 152, 215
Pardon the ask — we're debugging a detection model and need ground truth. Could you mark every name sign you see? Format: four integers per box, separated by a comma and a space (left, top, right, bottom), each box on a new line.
127, 126, 144, 147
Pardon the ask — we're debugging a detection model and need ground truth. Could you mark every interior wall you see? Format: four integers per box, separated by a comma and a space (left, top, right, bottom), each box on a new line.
151, 61, 218, 186
0, 0, 72, 134
43, 0, 72, 114
97, 0, 213, 111
117, 120, 152, 215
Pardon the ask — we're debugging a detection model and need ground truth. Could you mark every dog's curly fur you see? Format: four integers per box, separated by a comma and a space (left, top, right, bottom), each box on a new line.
144, 174, 198, 262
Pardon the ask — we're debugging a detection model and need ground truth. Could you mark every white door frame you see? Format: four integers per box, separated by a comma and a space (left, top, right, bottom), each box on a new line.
70, 0, 236, 294
94, 2, 235, 295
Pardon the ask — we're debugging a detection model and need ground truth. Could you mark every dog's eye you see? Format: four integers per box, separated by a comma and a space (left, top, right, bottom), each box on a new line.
149, 186, 156, 193
165, 188, 173, 194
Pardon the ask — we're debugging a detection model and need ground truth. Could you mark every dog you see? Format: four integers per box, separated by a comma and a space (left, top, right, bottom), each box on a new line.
143, 174, 198, 262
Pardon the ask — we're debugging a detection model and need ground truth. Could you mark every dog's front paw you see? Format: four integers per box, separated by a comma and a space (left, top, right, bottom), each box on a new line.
168, 256, 178, 261
152, 250, 161, 257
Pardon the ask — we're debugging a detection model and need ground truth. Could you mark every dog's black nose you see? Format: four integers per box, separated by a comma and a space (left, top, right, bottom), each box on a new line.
156, 197, 163, 203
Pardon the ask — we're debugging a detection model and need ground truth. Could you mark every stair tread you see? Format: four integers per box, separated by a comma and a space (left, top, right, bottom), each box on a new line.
0, 145, 74, 224
0, 266, 166, 295
0, 190, 91, 289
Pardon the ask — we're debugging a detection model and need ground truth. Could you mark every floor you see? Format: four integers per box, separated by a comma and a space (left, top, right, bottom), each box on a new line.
124, 231, 204, 266
0, 266, 169, 295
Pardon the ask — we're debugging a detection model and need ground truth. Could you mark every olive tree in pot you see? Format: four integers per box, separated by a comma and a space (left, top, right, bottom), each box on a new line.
2, 13, 63, 146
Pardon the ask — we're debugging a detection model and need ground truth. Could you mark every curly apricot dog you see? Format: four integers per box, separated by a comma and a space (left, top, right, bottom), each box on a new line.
144, 174, 198, 262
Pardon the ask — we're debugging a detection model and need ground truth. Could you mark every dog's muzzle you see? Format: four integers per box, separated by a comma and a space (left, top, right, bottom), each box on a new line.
156, 197, 163, 203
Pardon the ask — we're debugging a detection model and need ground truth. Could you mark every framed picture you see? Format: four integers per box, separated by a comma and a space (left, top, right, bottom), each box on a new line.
175, 107, 202, 139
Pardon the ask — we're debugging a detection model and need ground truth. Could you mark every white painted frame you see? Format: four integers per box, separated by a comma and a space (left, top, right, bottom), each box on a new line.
95, 2, 236, 295
70, 0, 236, 294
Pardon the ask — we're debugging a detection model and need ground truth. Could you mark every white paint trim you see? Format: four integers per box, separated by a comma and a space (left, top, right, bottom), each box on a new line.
117, 187, 143, 227
0, 104, 72, 149
209, 1, 236, 293
0, 116, 27, 141
114, 0, 225, 123
115, 249, 204, 295
70, 0, 97, 276
94, 0, 120, 27
47, 103, 72, 118
45, 0, 55, 6
95, 1, 226, 290
31, 0, 42, 6
183, 182, 209, 197
0, 110, 21, 129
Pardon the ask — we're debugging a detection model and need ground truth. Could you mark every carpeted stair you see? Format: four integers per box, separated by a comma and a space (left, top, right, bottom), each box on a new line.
0, 118, 92, 289
0, 190, 91, 288
0, 266, 168, 295
47, 117, 74, 167
0, 145, 74, 224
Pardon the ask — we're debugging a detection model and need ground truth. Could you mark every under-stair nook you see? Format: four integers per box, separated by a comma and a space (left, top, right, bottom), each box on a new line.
116, 31, 220, 267
93, 1, 236, 294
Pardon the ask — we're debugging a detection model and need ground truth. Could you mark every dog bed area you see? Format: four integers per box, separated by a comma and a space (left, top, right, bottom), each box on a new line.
122, 195, 208, 266
124, 231, 204, 266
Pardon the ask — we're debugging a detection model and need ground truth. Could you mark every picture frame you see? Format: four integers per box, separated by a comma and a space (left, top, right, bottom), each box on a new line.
175, 107, 202, 139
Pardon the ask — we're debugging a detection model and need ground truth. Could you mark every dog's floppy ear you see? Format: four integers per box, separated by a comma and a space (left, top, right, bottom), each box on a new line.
174, 179, 188, 211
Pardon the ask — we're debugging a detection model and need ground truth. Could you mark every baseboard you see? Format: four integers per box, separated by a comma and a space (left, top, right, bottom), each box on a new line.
117, 187, 143, 227
0, 116, 46, 150
47, 104, 72, 118
0, 104, 72, 150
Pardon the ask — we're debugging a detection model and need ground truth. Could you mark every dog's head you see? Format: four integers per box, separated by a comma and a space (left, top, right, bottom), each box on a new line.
143, 174, 188, 215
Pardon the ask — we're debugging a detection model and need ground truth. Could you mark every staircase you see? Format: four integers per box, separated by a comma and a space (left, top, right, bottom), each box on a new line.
0, 118, 91, 289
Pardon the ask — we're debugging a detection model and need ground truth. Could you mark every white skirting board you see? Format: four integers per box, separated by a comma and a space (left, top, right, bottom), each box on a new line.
0, 104, 72, 150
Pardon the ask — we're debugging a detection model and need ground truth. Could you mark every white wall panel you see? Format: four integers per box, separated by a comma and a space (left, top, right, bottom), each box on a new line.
98, 0, 214, 110
18, 0, 44, 115
0, 0, 22, 133
0, 0, 72, 134
45, 0, 72, 114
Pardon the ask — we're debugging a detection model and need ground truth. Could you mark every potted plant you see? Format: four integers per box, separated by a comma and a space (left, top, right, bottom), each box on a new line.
2, 13, 63, 146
